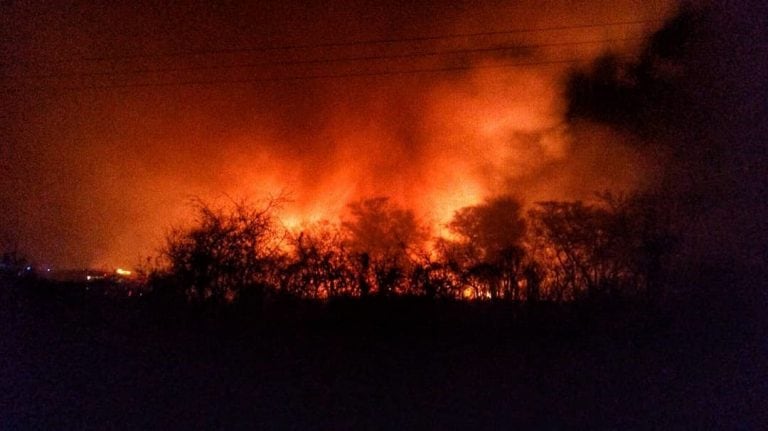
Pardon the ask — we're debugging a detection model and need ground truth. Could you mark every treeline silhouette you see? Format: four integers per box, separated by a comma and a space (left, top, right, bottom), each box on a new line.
148, 192, 677, 308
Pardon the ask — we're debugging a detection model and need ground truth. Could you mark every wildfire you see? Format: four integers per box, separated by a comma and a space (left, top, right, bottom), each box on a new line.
1, 1, 673, 269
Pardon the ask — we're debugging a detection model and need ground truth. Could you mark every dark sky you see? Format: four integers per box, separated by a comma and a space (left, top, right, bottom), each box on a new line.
4, 1, 763, 268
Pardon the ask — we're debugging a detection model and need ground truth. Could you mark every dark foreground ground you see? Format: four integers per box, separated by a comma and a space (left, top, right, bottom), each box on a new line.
1, 274, 765, 430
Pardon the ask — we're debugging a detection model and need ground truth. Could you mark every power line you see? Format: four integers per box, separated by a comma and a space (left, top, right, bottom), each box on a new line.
7, 56, 638, 92
6, 37, 646, 81
2, 18, 661, 67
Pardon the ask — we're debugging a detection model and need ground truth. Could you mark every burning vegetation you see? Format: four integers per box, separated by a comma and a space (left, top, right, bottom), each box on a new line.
151, 191, 676, 305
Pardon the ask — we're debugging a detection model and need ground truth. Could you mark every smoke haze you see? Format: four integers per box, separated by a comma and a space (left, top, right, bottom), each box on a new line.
0, 1, 676, 267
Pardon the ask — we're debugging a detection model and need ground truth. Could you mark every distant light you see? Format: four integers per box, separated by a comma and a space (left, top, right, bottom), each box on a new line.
26, 266, 31, 271
115, 268, 132, 276
86, 275, 92, 281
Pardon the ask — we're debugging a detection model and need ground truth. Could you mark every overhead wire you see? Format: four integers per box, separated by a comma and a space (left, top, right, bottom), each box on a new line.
70, 18, 662, 62
0, 18, 658, 92
7, 56, 640, 92
0, 17, 660, 67
6, 37, 647, 80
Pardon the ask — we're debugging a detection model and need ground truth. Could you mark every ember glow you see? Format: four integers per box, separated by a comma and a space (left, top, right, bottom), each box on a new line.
0, 1, 676, 268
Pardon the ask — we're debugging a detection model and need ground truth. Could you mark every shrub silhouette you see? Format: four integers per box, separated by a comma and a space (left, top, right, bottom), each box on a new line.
528, 192, 676, 301
151, 192, 675, 306
283, 223, 356, 298
342, 197, 429, 296
441, 196, 527, 300
160, 197, 284, 304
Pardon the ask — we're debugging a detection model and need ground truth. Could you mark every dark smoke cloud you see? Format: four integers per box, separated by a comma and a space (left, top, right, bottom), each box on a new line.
564, 1, 768, 265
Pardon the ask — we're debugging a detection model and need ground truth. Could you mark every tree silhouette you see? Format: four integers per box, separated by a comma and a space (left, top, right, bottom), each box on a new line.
599, 192, 677, 299
443, 196, 527, 300
528, 193, 676, 300
160, 197, 285, 304
283, 222, 356, 299
342, 197, 428, 296
149, 191, 675, 306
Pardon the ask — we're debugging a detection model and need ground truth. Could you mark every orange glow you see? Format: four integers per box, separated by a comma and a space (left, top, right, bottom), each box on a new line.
462, 287, 475, 300
152, 53, 656, 269
0, 1, 675, 268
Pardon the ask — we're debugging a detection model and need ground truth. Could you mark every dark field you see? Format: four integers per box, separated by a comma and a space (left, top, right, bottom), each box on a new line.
1, 274, 765, 430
